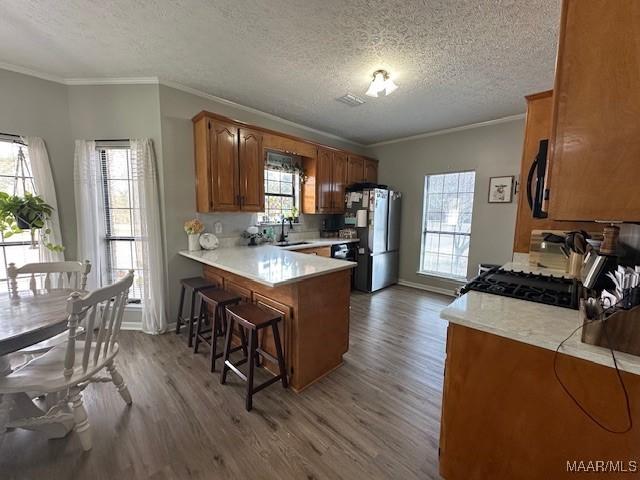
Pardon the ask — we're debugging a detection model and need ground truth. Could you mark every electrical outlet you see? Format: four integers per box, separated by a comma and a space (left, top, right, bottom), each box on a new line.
214, 221, 223, 234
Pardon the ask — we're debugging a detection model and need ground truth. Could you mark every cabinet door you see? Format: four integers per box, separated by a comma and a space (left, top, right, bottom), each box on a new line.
363, 159, 378, 184
347, 155, 364, 185
210, 120, 239, 211
331, 151, 348, 213
548, 0, 640, 221
253, 293, 293, 378
316, 148, 334, 213
238, 128, 264, 212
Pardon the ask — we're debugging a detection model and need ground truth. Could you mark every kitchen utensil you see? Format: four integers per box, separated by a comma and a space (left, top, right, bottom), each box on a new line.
568, 252, 584, 278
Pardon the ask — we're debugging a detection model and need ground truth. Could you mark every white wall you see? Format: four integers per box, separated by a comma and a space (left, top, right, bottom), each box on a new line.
0, 69, 76, 256
367, 118, 525, 293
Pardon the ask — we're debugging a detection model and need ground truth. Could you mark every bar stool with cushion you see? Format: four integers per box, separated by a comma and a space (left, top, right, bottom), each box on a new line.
176, 277, 217, 347
221, 303, 288, 411
194, 287, 243, 372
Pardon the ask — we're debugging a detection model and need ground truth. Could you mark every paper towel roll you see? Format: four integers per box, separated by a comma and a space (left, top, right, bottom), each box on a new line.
356, 209, 368, 227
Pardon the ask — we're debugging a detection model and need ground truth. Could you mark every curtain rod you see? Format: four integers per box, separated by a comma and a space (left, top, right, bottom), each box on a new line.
95, 139, 130, 142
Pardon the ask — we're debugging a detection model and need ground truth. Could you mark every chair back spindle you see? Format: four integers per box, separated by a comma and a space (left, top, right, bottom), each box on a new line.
8, 260, 92, 298
65, 271, 133, 377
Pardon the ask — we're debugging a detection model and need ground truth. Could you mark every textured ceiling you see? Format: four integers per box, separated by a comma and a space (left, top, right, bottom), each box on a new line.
0, 0, 560, 144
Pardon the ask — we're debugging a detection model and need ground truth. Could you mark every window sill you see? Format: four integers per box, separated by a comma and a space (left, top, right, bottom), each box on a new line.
258, 222, 302, 227
416, 270, 467, 284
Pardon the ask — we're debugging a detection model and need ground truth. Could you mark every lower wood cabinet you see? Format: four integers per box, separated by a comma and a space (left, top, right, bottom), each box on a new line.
295, 246, 331, 257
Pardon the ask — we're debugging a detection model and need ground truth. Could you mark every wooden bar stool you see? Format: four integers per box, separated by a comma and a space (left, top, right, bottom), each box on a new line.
221, 303, 288, 411
176, 277, 217, 347
194, 287, 243, 372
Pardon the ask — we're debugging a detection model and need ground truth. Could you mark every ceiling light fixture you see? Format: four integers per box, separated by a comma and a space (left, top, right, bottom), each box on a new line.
365, 69, 398, 97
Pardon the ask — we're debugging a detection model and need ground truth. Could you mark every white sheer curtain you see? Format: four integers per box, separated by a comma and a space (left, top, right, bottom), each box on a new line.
130, 139, 167, 334
25, 136, 65, 262
73, 140, 106, 290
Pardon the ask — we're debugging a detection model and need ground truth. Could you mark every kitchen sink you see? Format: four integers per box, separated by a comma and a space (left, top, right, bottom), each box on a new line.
275, 241, 311, 247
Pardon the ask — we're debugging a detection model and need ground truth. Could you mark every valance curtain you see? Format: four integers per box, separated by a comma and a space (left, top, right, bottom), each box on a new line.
73, 139, 167, 334
25, 136, 65, 263
129, 139, 167, 334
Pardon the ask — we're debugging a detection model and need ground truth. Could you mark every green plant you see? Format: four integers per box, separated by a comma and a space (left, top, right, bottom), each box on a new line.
0, 192, 64, 252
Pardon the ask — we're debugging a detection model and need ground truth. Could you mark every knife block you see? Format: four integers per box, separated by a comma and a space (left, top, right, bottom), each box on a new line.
581, 302, 640, 356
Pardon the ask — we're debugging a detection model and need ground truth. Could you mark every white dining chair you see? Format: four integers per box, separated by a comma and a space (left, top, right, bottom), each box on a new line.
7, 261, 92, 356
0, 270, 134, 451
7, 260, 91, 299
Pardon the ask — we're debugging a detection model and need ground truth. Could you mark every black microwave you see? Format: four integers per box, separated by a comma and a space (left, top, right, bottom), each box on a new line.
526, 139, 549, 218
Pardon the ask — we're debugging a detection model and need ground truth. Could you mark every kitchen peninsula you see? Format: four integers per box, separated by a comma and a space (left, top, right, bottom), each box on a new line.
179, 244, 356, 392
438, 266, 640, 480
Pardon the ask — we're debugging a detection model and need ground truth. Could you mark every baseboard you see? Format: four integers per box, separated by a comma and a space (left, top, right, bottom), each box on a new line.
120, 321, 177, 332
397, 279, 457, 297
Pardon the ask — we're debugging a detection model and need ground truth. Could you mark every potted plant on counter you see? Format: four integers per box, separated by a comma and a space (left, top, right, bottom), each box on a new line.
184, 218, 205, 251
0, 192, 64, 252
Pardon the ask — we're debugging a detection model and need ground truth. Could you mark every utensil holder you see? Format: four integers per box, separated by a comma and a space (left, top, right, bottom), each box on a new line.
581, 300, 640, 356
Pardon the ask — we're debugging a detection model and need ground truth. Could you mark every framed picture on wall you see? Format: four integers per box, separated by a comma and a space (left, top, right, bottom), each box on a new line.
488, 176, 514, 203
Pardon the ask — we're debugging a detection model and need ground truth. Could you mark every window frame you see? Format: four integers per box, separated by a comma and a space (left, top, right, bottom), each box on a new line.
418, 170, 476, 281
261, 168, 301, 225
97, 144, 142, 303
0, 138, 42, 292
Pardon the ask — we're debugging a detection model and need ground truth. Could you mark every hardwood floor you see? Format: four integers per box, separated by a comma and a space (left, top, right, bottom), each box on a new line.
0, 286, 451, 480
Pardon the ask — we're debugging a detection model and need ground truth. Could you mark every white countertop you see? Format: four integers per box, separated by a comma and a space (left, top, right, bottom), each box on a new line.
441, 263, 640, 375
179, 244, 356, 287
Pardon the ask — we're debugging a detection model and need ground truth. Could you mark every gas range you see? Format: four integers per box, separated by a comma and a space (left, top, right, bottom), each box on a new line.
460, 268, 580, 309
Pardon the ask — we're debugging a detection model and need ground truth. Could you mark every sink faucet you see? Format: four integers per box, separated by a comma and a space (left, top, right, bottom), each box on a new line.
278, 217, 293, 243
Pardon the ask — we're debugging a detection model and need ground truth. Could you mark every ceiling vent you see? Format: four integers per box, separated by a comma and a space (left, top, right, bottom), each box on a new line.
336, 93, 366, 107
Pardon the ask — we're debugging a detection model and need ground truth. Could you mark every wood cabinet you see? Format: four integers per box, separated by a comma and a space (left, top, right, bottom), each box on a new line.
547, 0, 640, 221
363, 158, 378, 183
193, 115, 264, 213
263, 133, 317, 158
238, 128, 264, 212
302, 148, 348, 214
347, 155, 365, 185
440, 324, 640, 479
294, 246, 331, 257
193, 110, 378, 215
512, 91, 599, 253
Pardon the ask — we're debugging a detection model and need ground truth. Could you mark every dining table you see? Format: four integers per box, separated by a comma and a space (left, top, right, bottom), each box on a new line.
0, 288, 79, 439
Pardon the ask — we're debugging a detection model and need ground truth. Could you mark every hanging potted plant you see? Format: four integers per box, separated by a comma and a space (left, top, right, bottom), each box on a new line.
0, 192, 64, 252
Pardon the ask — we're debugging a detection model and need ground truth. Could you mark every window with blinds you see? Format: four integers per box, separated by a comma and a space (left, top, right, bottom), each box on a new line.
0, 138, 41, 292
98, 145, 143, 301
419, 171, 476, 280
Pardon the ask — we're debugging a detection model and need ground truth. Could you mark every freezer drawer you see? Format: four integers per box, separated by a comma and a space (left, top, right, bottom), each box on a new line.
355, 250, 399, 293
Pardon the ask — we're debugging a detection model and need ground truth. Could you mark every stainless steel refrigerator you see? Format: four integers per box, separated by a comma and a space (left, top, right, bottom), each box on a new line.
345, 187, 401, 292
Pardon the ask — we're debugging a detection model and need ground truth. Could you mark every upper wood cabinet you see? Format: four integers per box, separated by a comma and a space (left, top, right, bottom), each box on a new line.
238, 128, 264, 212
263, 133, 317, 158
512, 91, 600, 253
347, 155, 365, 185
193, 110, 378, 215
363, 158, 378, 184
302, 148, 348, 214
547, 0, 640, 221
193, 115, 264, 213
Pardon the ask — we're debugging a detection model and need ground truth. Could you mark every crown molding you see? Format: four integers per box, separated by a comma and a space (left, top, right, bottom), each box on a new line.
159, 79, 365, 147
65, 76, 159, 85
366, 113, 526, 148
0, 61, 66, 84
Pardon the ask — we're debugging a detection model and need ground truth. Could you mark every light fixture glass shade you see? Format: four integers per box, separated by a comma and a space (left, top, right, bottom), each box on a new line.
384, 77, 398, 95
365, 70, 398, 97
366, 71, 386, 97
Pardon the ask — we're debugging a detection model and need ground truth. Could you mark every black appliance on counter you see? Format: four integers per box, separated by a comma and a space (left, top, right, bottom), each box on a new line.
526, 139, 549, 219
460, 267, 580, 309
